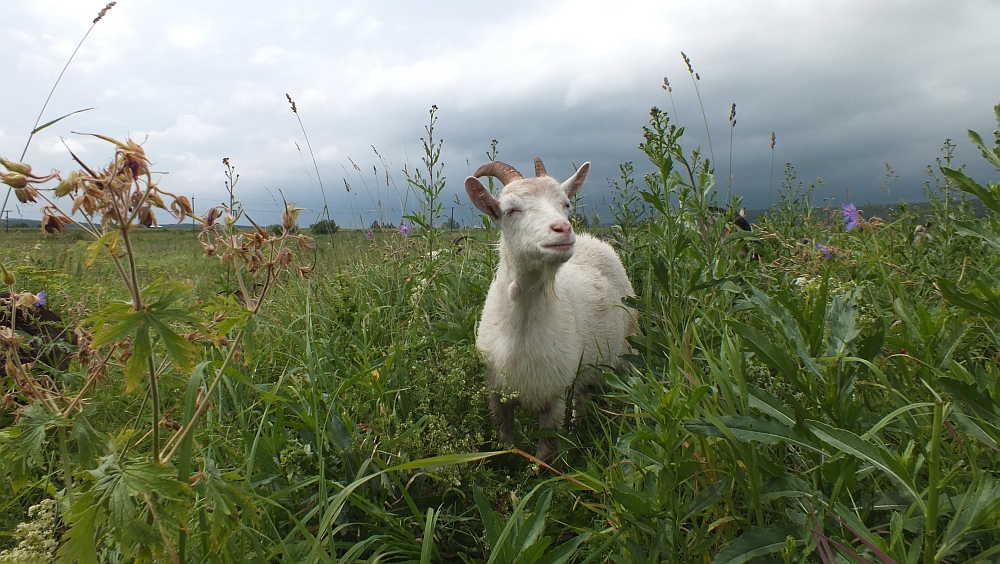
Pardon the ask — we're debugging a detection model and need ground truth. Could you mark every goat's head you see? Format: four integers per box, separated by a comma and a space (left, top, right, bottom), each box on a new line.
465, 158, 589, 266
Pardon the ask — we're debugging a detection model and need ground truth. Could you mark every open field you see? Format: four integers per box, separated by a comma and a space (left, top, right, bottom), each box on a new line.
3, 104, 1000, 563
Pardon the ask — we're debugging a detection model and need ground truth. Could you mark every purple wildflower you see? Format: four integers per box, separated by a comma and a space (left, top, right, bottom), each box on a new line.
35, 292, 47, 307
398, 223, 411, 237
841, 203, 859, 231
366, 230, 373, 240
816, 242, 831, 259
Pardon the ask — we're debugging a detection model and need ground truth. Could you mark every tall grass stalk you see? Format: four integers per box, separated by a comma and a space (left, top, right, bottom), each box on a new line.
681, 51, 715, 166
286, 94, 332, 226
0, 2, 115, 224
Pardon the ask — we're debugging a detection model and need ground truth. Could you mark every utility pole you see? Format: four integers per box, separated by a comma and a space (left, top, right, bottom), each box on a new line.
191, 195, 196, 230
3, 210, 9, 233
450, 207, 454, 231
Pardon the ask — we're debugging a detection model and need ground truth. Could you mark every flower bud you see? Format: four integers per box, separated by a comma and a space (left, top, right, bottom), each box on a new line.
54, 171, 80, 197
0, 263, 15, 286
0, 157, 32, 175
14, 187, 39, 204
1, 172, 28, 189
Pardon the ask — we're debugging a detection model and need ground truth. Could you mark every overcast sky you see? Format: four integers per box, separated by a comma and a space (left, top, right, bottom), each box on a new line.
2, 0, 999, 228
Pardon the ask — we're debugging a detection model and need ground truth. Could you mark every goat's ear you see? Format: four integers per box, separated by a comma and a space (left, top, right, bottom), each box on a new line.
465, 177, 502, 221
561, 162, 590, 199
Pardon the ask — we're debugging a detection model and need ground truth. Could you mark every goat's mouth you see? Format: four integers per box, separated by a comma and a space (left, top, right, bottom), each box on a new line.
541, 242, 574, 253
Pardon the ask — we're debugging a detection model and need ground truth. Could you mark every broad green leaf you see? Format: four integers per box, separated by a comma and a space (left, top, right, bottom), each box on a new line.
729, 321, 798, 381
761, 476, 812, 503
712, 524, 800, 564
937, 474, 1000, 560
968, 128, 1000, 170
953, 219, 1000, 253
475, 485, 500, 546
806, 420, 923, 508
515, 488, 551, 555
831, 502, 895, 564
943, 167, 1000, 214
682, 478, 729, 520
951, 410, 999, 449
534, 533, 590, 564
745, 384, 795, 426
685, 415, 823, 453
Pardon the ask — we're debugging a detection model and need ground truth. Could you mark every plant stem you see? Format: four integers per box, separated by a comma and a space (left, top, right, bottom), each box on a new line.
161, 328, 246, 463
924, 400, 944, 564
58, 425, 75, 506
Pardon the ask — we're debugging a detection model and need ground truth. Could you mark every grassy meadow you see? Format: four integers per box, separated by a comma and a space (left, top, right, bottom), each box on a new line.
3, 98, 1000, 564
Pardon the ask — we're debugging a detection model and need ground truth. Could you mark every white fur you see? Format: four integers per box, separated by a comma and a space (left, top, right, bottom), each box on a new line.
465, 160, 635, 462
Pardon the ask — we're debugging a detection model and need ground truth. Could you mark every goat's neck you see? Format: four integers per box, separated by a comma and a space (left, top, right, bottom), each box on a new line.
496, 242, 561, 309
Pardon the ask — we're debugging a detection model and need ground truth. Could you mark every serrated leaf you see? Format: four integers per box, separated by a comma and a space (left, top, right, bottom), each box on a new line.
712, 524, 800, 564
56, 494, 102, 564
71, 414, 110, 469
124, 324, 151, 393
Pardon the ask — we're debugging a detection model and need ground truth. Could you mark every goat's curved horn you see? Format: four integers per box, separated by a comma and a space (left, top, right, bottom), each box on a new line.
473, 161, 523, 185
533, 157, 547, 177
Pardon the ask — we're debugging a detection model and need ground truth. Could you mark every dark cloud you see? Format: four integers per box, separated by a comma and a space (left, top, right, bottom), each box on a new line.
2, 0, 998, 229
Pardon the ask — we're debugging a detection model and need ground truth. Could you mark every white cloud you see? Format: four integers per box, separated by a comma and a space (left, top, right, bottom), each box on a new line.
167, 24, 208, 50
35, 135, 88, 156
149, 115, 224, 144
251, 45, 285, 65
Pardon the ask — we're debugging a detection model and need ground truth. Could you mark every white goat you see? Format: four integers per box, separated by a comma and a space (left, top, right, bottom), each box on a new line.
465, 158, 635, 463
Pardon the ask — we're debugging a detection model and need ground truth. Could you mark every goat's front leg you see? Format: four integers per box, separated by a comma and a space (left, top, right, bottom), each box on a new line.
490, 392, 516, 446
535, 397, 566, 464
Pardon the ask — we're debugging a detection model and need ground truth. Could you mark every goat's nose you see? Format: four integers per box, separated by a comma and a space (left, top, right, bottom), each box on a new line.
550, 221, 572, 234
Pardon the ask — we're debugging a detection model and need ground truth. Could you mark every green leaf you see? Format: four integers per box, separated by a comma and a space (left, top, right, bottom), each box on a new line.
745, 384, 795, 426
685, 415, 823, 453
953, 219, 1000, 253
968, 128, 1000, 170
729, 321, 798, 382
32, 107, 93, 134
682, 478, 729, 521
534, 533, 590, 564
761, 476, 812, 503
71, 414, 110, 469
56, 494, 102, 564
475, 485, 500, 547
712, 524, 800, 564
419, 506, 439, 564
806, 420, 923, 508
943, 167, 1000, 214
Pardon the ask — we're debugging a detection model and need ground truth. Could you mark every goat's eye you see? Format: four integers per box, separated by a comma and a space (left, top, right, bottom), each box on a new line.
505, 209, 521, 217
